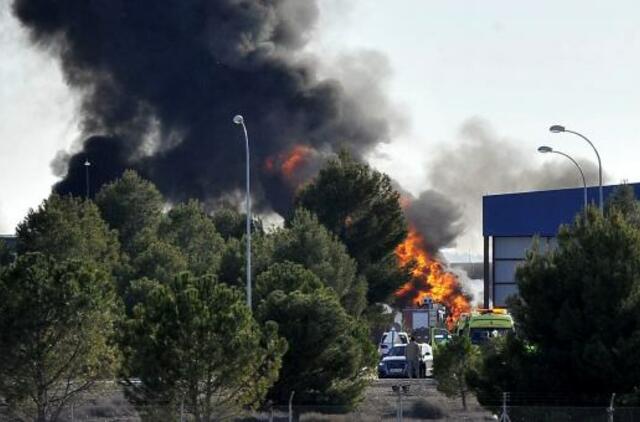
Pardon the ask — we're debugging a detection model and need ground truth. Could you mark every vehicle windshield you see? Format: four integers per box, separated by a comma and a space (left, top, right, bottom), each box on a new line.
381, 333, 408, 345
469, 328, 512, 345
433, 334, 451, 344
387, 345, 406, 357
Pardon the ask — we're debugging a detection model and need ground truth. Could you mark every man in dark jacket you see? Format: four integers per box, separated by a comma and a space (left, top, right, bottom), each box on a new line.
405, 336, 421, 378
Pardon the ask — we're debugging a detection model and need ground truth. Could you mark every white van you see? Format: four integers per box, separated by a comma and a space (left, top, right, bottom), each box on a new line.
377, 330, 409, 356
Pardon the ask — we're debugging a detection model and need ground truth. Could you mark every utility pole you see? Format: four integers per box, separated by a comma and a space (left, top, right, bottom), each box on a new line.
84, 159, 91, 199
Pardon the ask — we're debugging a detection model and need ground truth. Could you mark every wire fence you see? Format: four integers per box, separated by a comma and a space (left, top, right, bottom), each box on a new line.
4, 388, 640, 421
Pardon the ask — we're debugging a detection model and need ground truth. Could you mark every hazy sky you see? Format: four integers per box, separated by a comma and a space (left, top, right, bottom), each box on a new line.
2, 0, 640, 256
310, 0, 640, 189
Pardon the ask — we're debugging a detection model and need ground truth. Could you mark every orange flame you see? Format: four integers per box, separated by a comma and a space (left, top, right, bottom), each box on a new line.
281, 145, 312, 178
264, 145, 314, 181
395, 226, 470, 329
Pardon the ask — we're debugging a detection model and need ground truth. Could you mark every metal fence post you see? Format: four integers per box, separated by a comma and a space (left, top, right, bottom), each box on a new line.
180, 395, 184, 422
607, 393, 616, 422
498, 392, 511, 422
394, 386, 400, 422
288, 391, 295, 422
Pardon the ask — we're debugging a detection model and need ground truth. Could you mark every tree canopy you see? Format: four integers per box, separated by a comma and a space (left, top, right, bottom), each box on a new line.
257, 287, 376, 407
0, 253, 120, 421
95, 170, 164, 256
159, 200, 225, 277
16, 193, 121, 274
295, 152, 407, 268
120, 273, 286, 420
471, 205, 640, 406
433, 335, 479, 410
605, 183, 640, 227
255, 261, 323, 302
2, 167, 399, 417
255, 208, 366, 316
294, 152, 408, 303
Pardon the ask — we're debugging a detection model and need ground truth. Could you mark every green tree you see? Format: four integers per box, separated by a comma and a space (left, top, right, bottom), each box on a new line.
15, 194, 121, 273
211, 207, 265, 288
295, 151, 407, 267
433, 335, 479, 410
121, 273, 286, 421
257, 288, 376, 407
129, 231, 187, 283
217, 237, 244, 287
0, 238, 14, 266
295, 152, 408, 303
159, 200, 225, 277
0, 253, 120, 421
362, 253, 412, 305
255, 261, 323, 302
606, 183, 640, 227
256, 209, 366, 316
95, 170, 164, 256
473, 207, 640, 406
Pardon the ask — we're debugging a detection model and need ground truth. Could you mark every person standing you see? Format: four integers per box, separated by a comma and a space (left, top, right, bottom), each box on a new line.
405, 336, 421, 378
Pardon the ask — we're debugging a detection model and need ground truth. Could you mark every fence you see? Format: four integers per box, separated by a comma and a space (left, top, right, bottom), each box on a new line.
4, 387, 640, 421
494, 392, 640, 422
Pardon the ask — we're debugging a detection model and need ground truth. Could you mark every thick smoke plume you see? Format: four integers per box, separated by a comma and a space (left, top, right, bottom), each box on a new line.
403, 190, 465, 255
426, 118, 605, 254
13, 0, 394, 214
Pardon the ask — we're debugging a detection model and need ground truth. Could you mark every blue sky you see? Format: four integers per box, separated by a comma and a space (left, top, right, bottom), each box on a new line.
1, 0, 639, 257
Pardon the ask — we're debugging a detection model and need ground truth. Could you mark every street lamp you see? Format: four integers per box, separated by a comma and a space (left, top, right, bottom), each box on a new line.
549, 125, 603, 211
84, 159, 91, 199
233, 114, 252, 310
538, 146, 587, 213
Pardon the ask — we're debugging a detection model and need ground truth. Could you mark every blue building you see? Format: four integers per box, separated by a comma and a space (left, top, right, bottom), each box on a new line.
482, 183, 640, 308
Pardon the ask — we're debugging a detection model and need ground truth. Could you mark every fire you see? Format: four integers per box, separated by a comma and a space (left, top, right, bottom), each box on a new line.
395, 227, 471, 328
281, 145, 312, 178
264, 145, 314, 181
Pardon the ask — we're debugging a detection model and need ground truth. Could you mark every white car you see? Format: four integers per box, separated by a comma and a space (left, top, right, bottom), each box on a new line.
377, 343, 433, 378
377, 331, 409, 357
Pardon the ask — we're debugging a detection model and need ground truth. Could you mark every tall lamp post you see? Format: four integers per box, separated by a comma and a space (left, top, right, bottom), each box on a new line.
549, 125, 603, 211
233, 114, 252, 310
538, 146, 587, 214
84, 159, 91, 199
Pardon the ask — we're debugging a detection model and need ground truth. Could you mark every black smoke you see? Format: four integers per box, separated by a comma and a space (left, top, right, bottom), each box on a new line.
13, 0, 392, 213
404, 190, 464, 255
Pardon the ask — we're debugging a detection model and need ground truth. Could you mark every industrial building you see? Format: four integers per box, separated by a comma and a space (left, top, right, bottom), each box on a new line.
482, 183, 640, 308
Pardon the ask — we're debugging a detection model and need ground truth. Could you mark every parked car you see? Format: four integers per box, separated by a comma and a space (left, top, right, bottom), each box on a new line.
377, 330, 409, 357
377, 343, 433, 378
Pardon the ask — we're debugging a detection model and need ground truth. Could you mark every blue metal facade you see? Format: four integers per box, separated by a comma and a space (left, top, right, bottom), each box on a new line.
482, 183, 640, 307
483, 183, 640, 237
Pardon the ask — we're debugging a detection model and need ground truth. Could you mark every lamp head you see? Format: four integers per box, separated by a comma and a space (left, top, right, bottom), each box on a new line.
538, 146, 553, 153
233, 115, 244, 125
84, 159, 91, 166
549, 125, 565, 133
